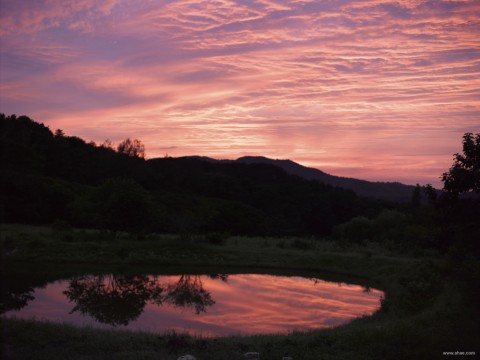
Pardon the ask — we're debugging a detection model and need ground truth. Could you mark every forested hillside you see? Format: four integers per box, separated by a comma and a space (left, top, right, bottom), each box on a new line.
2, 114, 479, 258
1, 114, 388, 237
235, 156, 421, 202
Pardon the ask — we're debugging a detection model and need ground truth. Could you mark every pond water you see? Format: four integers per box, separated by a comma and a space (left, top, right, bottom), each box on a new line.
2, 273, 383, 337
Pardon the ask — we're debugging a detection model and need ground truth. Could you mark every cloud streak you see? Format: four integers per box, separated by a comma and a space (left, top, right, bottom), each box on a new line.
1, 0, 479, 185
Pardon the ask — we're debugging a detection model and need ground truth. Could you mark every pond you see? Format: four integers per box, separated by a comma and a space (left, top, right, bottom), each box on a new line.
1, 272, 383, 337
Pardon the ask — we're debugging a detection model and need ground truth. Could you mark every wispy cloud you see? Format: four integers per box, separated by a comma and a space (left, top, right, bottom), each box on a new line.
1, 0, 479, 186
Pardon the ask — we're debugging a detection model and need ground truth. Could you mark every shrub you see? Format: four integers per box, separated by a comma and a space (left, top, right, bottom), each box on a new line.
291, 239, 312, 250
51, 219, 73, 232
205, 232, 229, 246
336, 216, 373, 244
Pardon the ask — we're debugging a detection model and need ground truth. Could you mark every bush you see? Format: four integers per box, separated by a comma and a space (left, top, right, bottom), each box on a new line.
381, 262, 441, 314
2, 236, 16, 252
205, 232, 229, 246
51, 219, 73, 232
73, 178, 156, 238
291, 239, 312, 250
60, 233, 75, 242
336, 216, 373, 244
372, 210, 407, 243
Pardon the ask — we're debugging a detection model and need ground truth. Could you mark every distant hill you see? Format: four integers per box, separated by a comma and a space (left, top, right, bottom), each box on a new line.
184, 155, 419, 202
2, 114, 386, 236
1, 113, 425, 238
236, 156, 420, 202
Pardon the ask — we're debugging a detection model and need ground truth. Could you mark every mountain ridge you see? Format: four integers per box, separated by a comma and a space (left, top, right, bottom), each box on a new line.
181, 155, 418, 202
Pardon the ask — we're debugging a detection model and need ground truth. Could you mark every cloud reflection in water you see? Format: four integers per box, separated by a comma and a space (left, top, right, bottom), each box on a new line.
3, 273, 383, 337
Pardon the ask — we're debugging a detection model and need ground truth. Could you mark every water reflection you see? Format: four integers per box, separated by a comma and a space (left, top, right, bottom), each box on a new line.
1, 288, 35, 313
64, 275, 164, 326
62, 274, 223, 326
2, 273, 383, 336
163, 275, 215, 315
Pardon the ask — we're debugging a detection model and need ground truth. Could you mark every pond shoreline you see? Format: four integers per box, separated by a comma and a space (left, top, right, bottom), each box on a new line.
1, 224, 479, 359
2, 272, 383, 337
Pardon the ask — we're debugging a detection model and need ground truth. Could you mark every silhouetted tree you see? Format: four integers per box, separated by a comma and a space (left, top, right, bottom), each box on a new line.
101, 139, 114, 149
423, 184, 438, 206
54, 129, 65, 137
117, 138, 145, 158
411, 184, 421, 208
434, 134, 480, 255
63, 274, 163, 326
442, 132, 480, 195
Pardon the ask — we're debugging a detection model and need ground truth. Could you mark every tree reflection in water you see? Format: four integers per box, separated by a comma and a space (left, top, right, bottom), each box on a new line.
163, 275, 214, 314
63, 274, 223, 326
63, 275, 163, 326
0, 288, 35, 314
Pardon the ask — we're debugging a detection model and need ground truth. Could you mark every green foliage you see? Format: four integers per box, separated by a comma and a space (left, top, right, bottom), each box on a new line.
205, 232, 229, 246
336, 216, 373, 244
291, 238, 313, 250
373, 209, 407, 242
73, 178, 156, 238
411, 184, 421, 208
51, 219, 73, 232
333, 209, 438, 253
96, 178, 156, 237
335, 210, 408, 245
380, 262, 442, 315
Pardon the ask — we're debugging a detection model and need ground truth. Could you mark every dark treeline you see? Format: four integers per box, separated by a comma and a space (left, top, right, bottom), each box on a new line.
1, 114, 388, 237
1, 114, 479, 257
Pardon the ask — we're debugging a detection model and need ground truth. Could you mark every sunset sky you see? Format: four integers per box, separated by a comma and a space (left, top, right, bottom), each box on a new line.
1, 0, 479, 187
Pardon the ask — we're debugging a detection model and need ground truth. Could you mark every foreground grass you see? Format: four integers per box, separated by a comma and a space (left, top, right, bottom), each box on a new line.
1, 224, 479, 359
0, 224, 415, 274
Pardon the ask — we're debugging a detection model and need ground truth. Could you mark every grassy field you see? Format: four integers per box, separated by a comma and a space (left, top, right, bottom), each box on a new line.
1, 224, 479, 359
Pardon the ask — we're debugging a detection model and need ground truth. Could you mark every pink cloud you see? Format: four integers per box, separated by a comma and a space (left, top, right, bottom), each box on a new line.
1, 0, 479, 187
0, 0, 118, 35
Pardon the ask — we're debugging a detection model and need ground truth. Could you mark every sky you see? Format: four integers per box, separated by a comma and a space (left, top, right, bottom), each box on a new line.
1, 0, 479, 187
